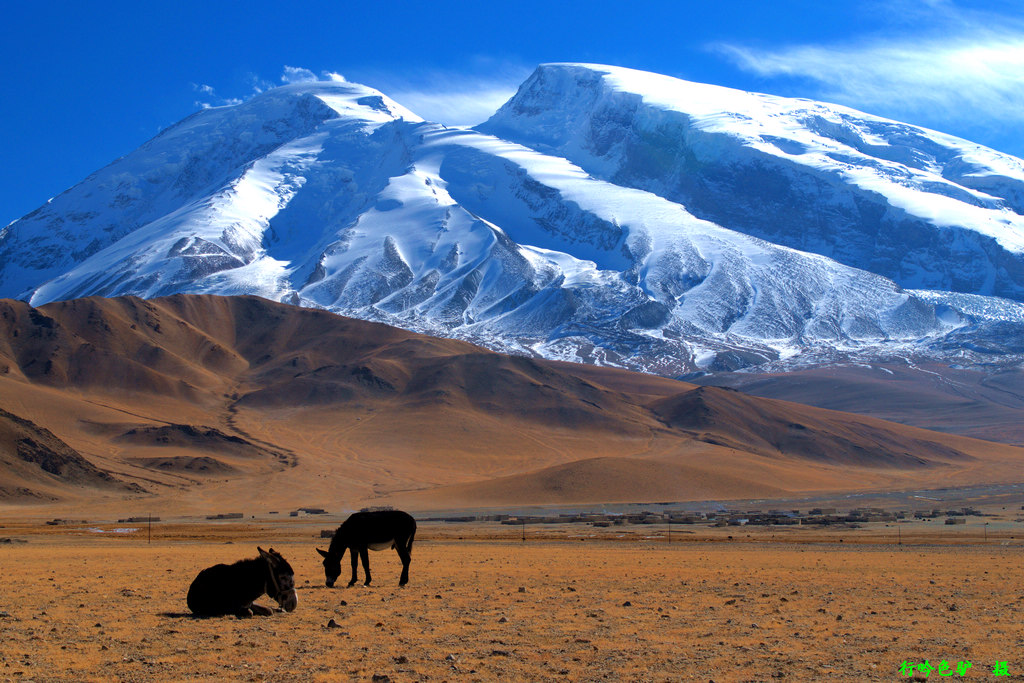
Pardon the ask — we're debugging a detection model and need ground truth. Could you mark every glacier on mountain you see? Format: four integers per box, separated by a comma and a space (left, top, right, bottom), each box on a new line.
480, 64, 1024, 300
2, 63, 1023, 375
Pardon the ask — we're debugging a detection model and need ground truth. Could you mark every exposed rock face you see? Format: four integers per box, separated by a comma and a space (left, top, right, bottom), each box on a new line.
3, 64, 1023, 376
0, 407, 141, 498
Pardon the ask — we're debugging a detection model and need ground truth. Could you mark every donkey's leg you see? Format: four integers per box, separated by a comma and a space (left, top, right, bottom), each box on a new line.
348, 548, 359, 587
396, 542, 411, 586
359, 547, 372, 586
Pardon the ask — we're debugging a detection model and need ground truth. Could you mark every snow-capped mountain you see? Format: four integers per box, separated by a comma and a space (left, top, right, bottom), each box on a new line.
480, 64, 1024, 301
3, 64, 1023, 375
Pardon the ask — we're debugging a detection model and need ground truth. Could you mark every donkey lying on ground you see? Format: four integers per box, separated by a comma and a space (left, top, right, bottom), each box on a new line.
187, 546, 298, 617
317, 510, 416, 587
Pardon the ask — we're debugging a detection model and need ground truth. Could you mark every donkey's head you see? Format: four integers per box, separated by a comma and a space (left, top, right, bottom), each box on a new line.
316, 546, 344, 587
258, 547, 298, 612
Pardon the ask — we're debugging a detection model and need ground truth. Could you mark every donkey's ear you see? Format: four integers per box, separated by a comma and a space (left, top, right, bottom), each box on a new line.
316, 548, 330, 558
258, 546, 271, 559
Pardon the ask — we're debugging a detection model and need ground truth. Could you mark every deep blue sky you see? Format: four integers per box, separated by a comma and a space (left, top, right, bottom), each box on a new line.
4, 0, 1024, 227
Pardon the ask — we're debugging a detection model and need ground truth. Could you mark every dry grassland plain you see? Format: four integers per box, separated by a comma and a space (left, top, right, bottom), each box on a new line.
1, 521, 1022, 682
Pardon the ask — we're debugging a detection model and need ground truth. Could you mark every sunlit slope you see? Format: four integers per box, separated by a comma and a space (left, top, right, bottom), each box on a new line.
0, 295, 1020, 512
2, 66, 1023, 378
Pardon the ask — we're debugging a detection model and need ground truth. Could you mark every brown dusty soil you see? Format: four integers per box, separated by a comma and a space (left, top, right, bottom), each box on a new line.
4, 294, 1024, 514
1, 522, 1022, 682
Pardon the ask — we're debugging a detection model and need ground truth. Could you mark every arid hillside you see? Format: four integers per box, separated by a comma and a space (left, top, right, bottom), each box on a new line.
0, 294, 1021, 515
694, 363, 1024, 446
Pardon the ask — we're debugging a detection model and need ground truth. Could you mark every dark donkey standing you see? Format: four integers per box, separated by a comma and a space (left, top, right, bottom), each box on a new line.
187, 546, 298, 617
317, 510, 416, 587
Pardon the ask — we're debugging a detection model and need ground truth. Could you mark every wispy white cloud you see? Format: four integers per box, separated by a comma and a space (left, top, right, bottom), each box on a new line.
352, 62, 531, 126
713, 3, 1024, 145
191, 67, 344, 110
281, 66, 318, 84
717, 32, 1024, 121
385, 82, 519, 126
189, 64, 530, 126
245, 73, 276, 95
190, 82, 242, 109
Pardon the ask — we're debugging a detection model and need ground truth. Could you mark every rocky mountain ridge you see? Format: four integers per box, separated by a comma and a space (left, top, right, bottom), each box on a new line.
2, 64, 1023, 377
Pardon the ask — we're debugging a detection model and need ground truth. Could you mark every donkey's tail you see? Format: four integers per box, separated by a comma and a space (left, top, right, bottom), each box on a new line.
406, 525, 416, 554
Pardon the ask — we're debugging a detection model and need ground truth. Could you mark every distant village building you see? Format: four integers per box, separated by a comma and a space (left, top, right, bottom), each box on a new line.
206, 513, 243, 520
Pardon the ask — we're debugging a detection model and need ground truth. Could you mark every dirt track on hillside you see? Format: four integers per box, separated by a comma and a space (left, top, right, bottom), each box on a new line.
6, 295, 1024, 514
1, 524, 1021, 682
